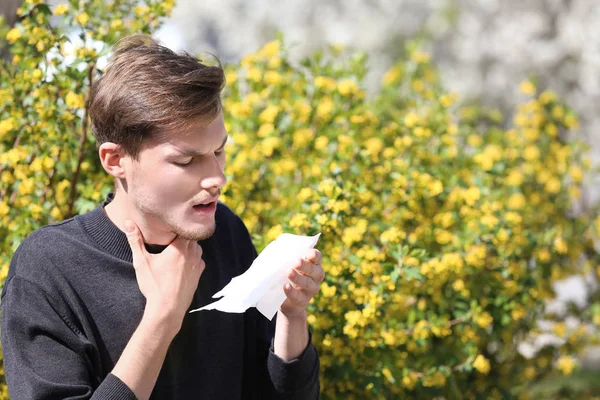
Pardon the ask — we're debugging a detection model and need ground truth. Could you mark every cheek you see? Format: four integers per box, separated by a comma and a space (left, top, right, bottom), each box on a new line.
134, 164, 191, 199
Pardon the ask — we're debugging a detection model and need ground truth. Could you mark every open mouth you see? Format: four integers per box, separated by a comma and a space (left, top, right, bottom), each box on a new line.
193, 202, 214, 209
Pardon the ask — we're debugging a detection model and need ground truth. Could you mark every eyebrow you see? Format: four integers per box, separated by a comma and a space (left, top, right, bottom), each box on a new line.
174, 135, 229, 157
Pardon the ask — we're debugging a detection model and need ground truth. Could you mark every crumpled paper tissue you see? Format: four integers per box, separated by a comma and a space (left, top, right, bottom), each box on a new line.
189, 232, 321, 320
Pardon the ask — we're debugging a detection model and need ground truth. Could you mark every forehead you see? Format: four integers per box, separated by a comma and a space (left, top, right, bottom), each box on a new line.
143, 113, 227, 154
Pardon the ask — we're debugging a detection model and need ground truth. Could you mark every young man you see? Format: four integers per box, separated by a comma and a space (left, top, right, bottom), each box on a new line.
1, 35, 323, 399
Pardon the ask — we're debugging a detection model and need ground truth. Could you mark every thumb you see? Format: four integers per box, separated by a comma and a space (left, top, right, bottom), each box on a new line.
124, 220, 145, 261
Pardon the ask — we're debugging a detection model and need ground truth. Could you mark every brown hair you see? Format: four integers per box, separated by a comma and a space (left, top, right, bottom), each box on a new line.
89, 34, 225, 159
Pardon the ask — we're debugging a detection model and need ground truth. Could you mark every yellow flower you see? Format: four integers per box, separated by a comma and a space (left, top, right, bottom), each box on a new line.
411, 50, 431, 64
53, 3, 69, 15
337, 79, 359, 96
505, 169, 524, 186
473, 355, 491, 374
519, 80, 536, 96
259, 40, 280, 58
553, 237, 568, 254
364, 137, 383, 156
18, 178, 35, 195
266, 224, 284, 241
246, 67, 262, 82
463, 187, 480, 206
480, 214, 498, 229
539, 90, 557, 104
508, 193, 526, 210
293, 128, 314, 148
523, 145, 540, 161
289, 213, 308, 229
452, 279, 465, 291
293, 101, 311, 123
556, 356, 576, 375
545, 177, 561, 194
564, 114, 579, 129
30, 158, 43, 173
257, 123, 274, 137
268, 57, 281, 69
382, 66, 402, 85
475, 312, 494, 329
230, 102, 252, 119
381, 367, 394, 383
264, 71, 282, 85
75, 12, 90, 25
110, 19, 123, 29
0, 118, 15, 137
404, 112, 419, 127
496, 229, 509, 242
427, 180, 443, 197
422, 371, 446, 387
569, 166, 583, 183
402, 373, 418, 389
0, 201, 9, 217
440, 92, 458, 108
314, 76, 336, 91
260, 137, 281, 157
380, 227, 406, 244
552, 322, 566, 337
511, 305, 526, 320
50, 207, 63, 220
434, 229, 454, 245
6, 28, 22, 44
225, 70, 238, 85
316, 97, 334, 120
321, 282, 336, 298
314, 136, 329, 151
258, 105, 279, 124
65, 91, 85, 109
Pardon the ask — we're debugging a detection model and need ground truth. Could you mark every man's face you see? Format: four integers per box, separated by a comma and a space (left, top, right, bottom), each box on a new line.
125, 112, 228, 241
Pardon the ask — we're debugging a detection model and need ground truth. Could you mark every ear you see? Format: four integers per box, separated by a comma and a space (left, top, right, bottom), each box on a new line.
99, 142, 129, 179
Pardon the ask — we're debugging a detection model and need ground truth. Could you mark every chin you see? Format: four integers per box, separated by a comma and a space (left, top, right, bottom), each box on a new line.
175, 222, 216, 242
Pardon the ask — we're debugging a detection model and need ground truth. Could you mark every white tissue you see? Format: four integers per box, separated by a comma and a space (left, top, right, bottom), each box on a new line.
189, 232, 321, 320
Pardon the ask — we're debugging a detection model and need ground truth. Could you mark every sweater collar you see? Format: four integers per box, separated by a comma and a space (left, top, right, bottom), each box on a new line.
77, 193, 171, 263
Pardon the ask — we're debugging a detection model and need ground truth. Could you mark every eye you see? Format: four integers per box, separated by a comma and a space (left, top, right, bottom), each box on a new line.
174, 158, 193, 166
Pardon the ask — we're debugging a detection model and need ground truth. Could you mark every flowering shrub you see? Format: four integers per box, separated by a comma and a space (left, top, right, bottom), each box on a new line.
2, 1, 600, 399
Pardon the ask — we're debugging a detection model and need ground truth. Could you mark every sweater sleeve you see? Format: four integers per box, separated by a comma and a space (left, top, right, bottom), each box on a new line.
1, 275, 137, 400
231, 212, 320, 399
267, 327, 320, 399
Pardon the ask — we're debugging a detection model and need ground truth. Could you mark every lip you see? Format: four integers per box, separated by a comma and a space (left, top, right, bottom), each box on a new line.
192, 200, 217, 214
194, 196, 219, 206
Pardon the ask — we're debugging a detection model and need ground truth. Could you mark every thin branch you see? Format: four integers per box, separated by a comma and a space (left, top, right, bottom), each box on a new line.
66, 63, 95, 217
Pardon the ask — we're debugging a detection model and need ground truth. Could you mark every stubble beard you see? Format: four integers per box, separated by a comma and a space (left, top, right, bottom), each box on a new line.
131, 183, 216, 242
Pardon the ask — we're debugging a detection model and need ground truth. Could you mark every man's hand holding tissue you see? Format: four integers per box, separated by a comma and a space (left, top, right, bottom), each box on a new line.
275, 248, 325, 361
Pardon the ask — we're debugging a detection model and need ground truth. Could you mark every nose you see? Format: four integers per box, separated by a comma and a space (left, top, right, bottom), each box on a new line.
201, 153, 227, 190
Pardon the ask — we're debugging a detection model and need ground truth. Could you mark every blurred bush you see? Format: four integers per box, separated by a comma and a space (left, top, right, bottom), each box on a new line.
2, 1, 600, 399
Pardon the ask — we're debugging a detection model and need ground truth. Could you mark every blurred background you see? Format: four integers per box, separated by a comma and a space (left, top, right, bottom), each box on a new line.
154, 0, 600, 167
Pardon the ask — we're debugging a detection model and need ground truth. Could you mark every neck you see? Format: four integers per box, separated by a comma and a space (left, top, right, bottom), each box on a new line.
104, 190, 177, 246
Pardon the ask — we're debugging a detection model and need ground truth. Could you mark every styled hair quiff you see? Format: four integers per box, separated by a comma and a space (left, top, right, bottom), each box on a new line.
89, 34, 225, 158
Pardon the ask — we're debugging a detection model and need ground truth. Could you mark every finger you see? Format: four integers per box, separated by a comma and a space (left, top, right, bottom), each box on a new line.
305, 249, 322, 265
288, 268, 319, 294
295, 258, 325, 282
283, 283, 311, 307
124, 220, 146, 264
312, 264, 325, 283
293, 257, 315, 277
165, 235, 190, 256
192, 242, 203, 267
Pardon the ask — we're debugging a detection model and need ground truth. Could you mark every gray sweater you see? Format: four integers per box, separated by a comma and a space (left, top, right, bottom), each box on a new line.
1, 195, 319, 399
